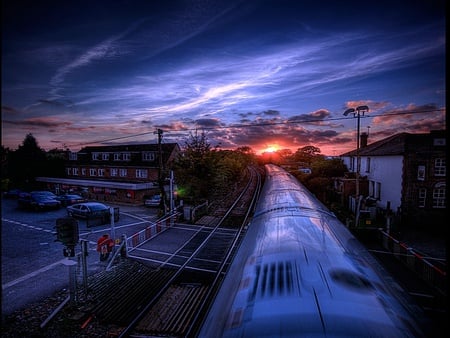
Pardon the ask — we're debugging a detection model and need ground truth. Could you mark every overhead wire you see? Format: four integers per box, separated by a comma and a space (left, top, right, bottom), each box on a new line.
65, 107, 445, 148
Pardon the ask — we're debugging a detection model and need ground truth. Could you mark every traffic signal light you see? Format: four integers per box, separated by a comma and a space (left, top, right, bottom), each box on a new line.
55, 218, 79, 245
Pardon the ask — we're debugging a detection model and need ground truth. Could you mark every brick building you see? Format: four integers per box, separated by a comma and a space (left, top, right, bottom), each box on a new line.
338, 130, 446, 232
37, 143, 180, 205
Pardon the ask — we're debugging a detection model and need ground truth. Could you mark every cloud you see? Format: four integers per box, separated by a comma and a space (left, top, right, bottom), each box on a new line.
2, 117, 72, 128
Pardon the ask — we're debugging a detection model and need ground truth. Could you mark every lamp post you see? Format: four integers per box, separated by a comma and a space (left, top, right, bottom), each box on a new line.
343, 105, 369, 227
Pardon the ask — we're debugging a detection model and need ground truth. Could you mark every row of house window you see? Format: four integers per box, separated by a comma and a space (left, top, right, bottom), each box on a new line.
417, 159, 446, 180
418, 184, 446, 208
66, 167, 148, 179
69, 152, 156, 161
366, 180, 445, 209
352, 157, 446, 176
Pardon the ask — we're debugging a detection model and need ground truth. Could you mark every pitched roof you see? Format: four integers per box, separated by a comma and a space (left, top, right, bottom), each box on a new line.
78, 143, 179, 153
340, 130, 445, 156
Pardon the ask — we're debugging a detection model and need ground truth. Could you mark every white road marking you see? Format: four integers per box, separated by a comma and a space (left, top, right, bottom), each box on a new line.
2, 258, 68, 290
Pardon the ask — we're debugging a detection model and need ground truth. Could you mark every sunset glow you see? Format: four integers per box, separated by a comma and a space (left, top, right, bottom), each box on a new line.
263, 145, 279, 153
1, 1, 445, 155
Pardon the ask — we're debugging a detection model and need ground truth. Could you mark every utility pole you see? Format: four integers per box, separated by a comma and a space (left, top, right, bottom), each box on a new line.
155, 128, 167, 213
343, 105, 369, 227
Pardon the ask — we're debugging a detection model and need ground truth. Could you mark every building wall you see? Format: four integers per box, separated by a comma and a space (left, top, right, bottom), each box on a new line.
339, 131, 446, 232
401, 137, 446, 230
361, 155, 403, 211
39, 143, 180, 205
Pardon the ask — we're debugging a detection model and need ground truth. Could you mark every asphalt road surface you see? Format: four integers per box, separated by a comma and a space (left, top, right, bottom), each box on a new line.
1, 197, 159, 315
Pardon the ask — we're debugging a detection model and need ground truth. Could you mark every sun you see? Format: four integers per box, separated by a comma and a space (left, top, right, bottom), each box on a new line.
263, 145, 279, 153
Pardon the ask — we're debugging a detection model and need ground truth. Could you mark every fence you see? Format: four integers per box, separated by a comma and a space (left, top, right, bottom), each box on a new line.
124, 211, 180, 253
378, 230, 447, 297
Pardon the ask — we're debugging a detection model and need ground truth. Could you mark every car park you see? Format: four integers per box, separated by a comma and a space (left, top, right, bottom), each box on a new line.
17, 191, 61, 210
55, 194, 87, 206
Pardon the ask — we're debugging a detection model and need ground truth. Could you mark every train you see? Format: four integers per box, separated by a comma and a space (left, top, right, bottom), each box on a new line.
199, 164, 426, 337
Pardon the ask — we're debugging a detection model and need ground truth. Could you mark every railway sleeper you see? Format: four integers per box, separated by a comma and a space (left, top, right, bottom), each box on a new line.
101, 272, 174, 324
171, 285, 209, 333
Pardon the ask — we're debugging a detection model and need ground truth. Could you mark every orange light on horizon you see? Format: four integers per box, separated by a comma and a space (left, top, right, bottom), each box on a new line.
263, 145, 278, 153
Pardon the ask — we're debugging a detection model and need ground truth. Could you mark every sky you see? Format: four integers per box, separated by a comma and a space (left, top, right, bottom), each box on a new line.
1, 0, 446, 156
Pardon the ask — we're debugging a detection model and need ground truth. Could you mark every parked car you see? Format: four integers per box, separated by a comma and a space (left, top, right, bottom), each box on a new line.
55, 194, 87, 206
18, 192, 61, 210
144, 194, 161, 207
67, 202, 113, 220
3, 189, 23, 198
31, 190, 58, 198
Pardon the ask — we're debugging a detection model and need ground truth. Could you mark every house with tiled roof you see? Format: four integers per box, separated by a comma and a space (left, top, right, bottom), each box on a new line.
36, 143, 180, 205
337, 130, 446, 232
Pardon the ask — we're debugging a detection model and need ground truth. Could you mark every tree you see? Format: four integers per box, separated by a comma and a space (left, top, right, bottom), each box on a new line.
46, 148, 68, 178
310, 157, 347, 177
173, 131, 217, 203
8, 134, 47, 188
173, 132, 256, 204
293, 145, 322, 165
275, 148, 293, 163
291, 156, 348, 204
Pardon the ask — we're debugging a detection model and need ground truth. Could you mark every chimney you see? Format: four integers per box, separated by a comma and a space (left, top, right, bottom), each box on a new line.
360, 132, 368, 148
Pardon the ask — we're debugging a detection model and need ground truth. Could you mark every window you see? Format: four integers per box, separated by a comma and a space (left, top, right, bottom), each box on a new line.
111, 168, 118, 177
417, 165, 425, 181
114, 153, 121, 161
365, 157, 371, 173
119, 169, 127, 177
434, 158, 446, 176
81, 168, 86, 176
142, 152, 156, 161
89, 169, 97, 176
73, 168, 79, 176
136, 169, 148, 178
69, 152, 77, 161
418, 188, 426, 208
92, 153, 100, 160
98, 169, 105, 177
433, 138, 446, 146
102, 153, 109, 160
122, 152, 131, 161
368, 180, 381, 199
369, 181, 375, 198
375, 182, 381, 200
432, 182, 446, 208
66, 168, 72, 176
350, 157, 356, 172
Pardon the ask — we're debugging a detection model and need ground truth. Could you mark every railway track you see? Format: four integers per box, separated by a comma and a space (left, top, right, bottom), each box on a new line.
113, 165, 263, 337
8, 166, 263, 337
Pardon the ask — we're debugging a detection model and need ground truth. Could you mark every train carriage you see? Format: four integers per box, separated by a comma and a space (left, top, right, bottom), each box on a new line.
199, 164, 426, 337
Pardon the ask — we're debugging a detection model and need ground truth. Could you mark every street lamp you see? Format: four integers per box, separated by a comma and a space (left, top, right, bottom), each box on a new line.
343, 105, 369, 227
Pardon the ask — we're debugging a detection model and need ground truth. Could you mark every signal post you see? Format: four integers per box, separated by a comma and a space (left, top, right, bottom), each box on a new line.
55, 217, 80, 304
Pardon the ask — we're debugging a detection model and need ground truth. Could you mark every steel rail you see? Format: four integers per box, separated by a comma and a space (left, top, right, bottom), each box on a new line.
118, 166, 262, 338
185, 166, 262, 337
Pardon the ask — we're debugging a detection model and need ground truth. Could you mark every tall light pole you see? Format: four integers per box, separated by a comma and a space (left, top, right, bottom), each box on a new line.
343, 105, 369, 227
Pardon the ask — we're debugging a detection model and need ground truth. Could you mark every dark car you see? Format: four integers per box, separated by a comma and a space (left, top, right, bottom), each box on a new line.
55, 194, 87, 206
18, 192, 61, 210
144, 194, 161, 207
31, 190, 58, 198
3, 189, 23, 198
67, 202, 112, 219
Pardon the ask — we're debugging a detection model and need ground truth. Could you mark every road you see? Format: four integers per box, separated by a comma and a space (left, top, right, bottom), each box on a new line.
1, 197, 159, 315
